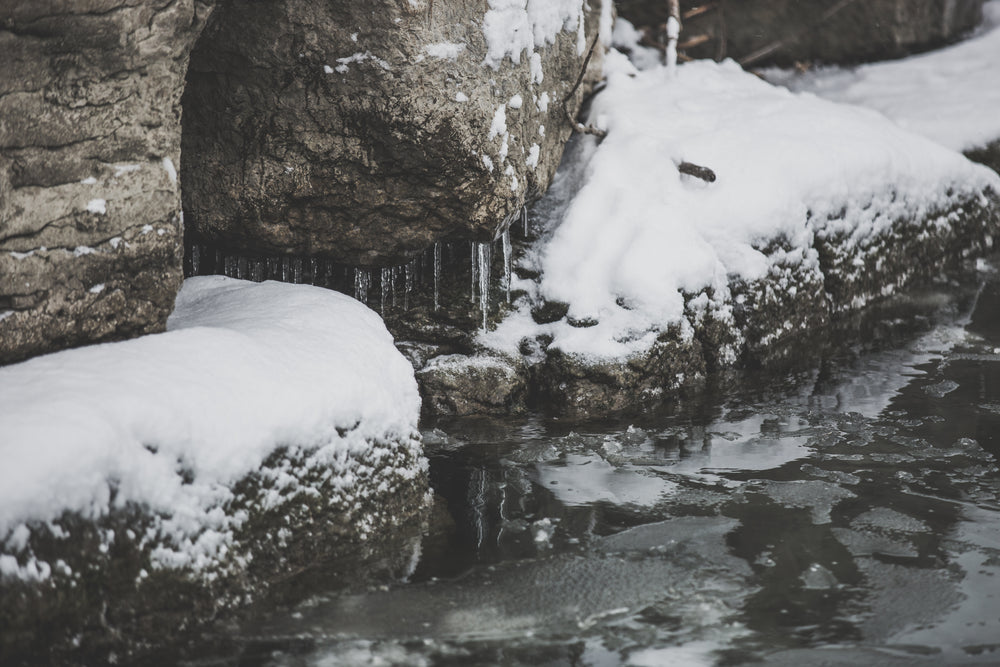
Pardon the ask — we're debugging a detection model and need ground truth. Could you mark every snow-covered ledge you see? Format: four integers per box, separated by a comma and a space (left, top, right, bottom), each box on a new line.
0, 277, 428, 660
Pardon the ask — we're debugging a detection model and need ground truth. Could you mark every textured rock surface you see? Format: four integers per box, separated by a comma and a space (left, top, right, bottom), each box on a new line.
0, 0, 215, 364
616, 0, 984, 66
181, 0, 607, 266
416, 353, 527, 417
0, 433, 429, 665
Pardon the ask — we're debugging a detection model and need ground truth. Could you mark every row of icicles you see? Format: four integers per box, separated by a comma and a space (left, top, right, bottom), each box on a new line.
187, 209, 528, 330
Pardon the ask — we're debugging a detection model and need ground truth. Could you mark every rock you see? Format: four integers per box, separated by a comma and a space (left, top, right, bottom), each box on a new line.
0, 433, 429, 664
417, 353, 527, 417
616, 0, 985, 66
180, 0, 608, 266
966, 139, 1000, 175
535, 329, 706, 419
0, 0, 215, 364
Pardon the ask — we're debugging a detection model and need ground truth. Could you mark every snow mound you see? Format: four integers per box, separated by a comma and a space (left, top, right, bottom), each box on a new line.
484, 56, 1000, 361
0, 277, 422, 575
763, 0, 1000, 153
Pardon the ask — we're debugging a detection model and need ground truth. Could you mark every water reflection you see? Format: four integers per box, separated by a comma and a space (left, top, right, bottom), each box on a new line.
200, 266, 1000, 666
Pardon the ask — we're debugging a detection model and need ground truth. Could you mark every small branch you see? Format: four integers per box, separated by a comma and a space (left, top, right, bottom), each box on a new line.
678, 161, 716, 182
563, 32, 606, 139
678, 34, 711, 49
683, 3, 718, 21
739, 0, 862, 67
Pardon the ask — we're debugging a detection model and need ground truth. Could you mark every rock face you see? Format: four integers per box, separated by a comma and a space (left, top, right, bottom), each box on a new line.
616, 0, 984, 66
0, 0, 215, 365
181, 0, 607, 266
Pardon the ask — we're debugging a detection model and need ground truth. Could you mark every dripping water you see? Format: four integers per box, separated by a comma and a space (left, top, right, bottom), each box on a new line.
522, 206, 529, 237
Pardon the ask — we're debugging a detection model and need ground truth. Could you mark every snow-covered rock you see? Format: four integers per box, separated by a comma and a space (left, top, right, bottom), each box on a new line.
0, 277, 428, 661
181, 0, 609, 266
463, 55, 1000, 417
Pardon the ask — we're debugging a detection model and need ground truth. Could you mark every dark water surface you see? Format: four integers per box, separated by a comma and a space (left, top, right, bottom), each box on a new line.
195, 264, 1000, 666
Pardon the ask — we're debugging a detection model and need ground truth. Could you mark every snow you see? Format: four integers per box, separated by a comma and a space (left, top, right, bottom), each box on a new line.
455, 91, 469, 103
483, 55, 999, 360
0, 277, 421, 576
161, 157, 177, 184
85, 198, 106, 214
763, 0, 1000, 153
424, 42, 465, 60
482, 0, 586, 69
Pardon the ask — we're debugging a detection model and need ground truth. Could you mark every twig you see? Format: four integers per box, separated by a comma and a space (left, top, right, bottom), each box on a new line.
564, 32, 607, 138
739, 0, 863, 67
678, 161, 716, 182
683, 3, 718, 21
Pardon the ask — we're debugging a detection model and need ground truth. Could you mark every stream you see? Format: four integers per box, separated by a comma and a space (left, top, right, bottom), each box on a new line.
189, 262, 1000, 666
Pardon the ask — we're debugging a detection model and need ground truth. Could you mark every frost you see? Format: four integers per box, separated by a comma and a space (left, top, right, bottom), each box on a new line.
73, 246, 96, 257
80, 177, 97, 185
109, 236, 123, 249
482, 155, 495, 172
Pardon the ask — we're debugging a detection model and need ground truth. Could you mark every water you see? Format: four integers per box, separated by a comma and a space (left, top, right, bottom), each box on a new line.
184, 269, 1000, 666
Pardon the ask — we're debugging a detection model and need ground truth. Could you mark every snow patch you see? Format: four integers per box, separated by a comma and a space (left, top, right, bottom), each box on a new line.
88, 284, 105, 295
482, 0, 586, 69
161, 157, 177, 185
85, 199, 106, 215
455, 91, 469, 103
424, 42, 466, 60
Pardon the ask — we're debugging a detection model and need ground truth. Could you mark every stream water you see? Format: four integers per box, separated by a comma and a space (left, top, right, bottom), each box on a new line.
189, 263, 1000, 666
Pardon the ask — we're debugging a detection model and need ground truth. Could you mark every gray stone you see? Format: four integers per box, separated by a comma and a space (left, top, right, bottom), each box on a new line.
417, 353, 527, 417
616, 0, 985, 66
0, 0, 215, 364
180, 0, 606, 266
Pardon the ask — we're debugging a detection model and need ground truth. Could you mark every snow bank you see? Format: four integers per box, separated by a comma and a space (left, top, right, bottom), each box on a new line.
484, 55, 1000, 361
0, 277, 422, 576
763, 1, 1000, 153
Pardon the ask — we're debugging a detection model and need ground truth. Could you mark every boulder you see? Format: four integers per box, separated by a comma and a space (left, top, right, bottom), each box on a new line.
0, 0, 215, 364
180, 0, 609, 266
615, 0, 985, 66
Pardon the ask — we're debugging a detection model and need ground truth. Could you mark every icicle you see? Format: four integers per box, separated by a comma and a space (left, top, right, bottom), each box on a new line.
470, 241, 478, 304
282, 257, 291, 282
310, 258, 319, 285
477, 241, 491, 330
433, 242, 442, 311
215, 249, 223, 274
381, 267, 391, 312
502, 228, 512, 304
522, 206, 529, 237
237, 256, 247, 280
354, 268, 370, 303
253, 259, 264, 282
293, 258, 303, 284
191, 245, 201, 275
224, 255, 233, 277
391, 266, 399, 307
404, 260, 414, 310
